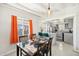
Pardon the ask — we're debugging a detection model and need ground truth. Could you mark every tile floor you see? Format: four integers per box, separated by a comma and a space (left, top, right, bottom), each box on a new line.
52, 41, 79, 56
6, 41, 79, 56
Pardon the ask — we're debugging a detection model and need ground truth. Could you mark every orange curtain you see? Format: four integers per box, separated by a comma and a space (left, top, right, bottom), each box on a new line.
29, 19, 33, 40
10, 15, 18, 44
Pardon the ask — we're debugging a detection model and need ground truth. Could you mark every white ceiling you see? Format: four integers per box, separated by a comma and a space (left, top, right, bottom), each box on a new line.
8, 3, 79, 17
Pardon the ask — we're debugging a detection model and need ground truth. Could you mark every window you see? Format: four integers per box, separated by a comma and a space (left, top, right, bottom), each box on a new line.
17, 19, 29, 36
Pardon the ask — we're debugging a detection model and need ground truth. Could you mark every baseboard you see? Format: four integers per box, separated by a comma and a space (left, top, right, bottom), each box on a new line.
0, 49, 16, 56
73, 48, 79, 54
73, 49, 79, 53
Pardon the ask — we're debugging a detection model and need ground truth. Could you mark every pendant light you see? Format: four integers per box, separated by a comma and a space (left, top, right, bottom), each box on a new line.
48, 3, 51, 16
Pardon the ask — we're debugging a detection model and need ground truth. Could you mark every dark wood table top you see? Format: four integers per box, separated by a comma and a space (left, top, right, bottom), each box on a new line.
16, 39, 48, 56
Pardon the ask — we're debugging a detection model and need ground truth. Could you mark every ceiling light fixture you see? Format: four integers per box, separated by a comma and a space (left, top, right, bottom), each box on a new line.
48, 3, 51, 16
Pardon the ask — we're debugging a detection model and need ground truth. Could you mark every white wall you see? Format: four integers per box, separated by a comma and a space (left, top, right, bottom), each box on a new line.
75, 14, 79, 50
0, 4, 41, 55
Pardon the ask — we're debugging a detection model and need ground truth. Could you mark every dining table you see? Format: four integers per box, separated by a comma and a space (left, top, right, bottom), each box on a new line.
16, 37, 52, 56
